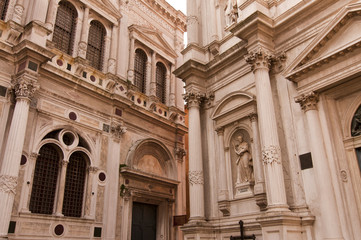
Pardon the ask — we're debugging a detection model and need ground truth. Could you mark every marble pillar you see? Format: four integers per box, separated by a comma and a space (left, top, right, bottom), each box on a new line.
245, 48, 288, 211
186, 0, 199, 44
108, 24, 118, 74
78, 5, 89, 58
184, 91, 205, 221
55, 160, 68, 216
216, 127, 228, 201
127, 36, 135, 83
295, 92, 344, 240
0, 72, 38, 237
169, 64, 176, 107
45, 0, 60, 29
150, 51, 157, 96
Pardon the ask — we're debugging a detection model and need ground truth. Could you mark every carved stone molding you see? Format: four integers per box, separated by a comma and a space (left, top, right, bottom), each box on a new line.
0, 174, 18, 195
248, 113, 258, 122
12, 75, 39, 100
29, 152, 39, 161
183, 91, 205, 108
262, 145, 281, 164
187, 16, 198, 25
189, 170, 204, 185
295, 91, 319, 112
60, 160, 69, 167
271, 52, 287, 73
218, 200, 230, 216
204, 91, 215, 108
110, 121, 127, 139
175, 147, 186, 161
245, 48, 274, 71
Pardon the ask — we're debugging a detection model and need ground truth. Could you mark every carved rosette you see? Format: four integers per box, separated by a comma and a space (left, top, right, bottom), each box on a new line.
245, 48, 274, 71
262, 145, 281, 164
13, 78, 39, 101
295, 91, 319, 112
110, 122, 127, 140
0, 174, 18, 195
189, 170, 204, 185
183, 91, 205, 108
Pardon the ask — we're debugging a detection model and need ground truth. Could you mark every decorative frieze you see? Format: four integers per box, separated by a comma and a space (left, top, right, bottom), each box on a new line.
262, 145, 281, 164
189, 171, 204, 185
295, 91, 319, 112
0, 174, 18, 195
245, 48, 274, 71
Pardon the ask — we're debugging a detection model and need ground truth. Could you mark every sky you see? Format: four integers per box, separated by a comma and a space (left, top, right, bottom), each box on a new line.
166, 0, 187, 14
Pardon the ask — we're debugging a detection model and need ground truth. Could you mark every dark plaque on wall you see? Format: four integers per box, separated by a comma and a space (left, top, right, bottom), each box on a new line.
299, 152, 313, 170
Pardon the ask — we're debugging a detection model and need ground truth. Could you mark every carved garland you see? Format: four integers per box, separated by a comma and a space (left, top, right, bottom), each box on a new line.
262, 145, 281, 164
0, 174, 18, 195
189, 171, 204, 185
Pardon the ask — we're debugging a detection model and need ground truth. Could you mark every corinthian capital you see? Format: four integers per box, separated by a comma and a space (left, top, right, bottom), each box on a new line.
245, 48, 274, 71
12, 72, 39, 100
183, 91, 205, 108
295, 91, 319, 112
111, 121, 127, 140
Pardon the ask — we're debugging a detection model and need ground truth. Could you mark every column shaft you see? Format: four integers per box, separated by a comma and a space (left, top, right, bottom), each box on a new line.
250, 114, 265, 193
55, 160, 68, 216
127, 37, 135, 83
216, 128, 228, 201
150, 51, 156, 96
169, 64, 176, 107
45, 0, 59, 29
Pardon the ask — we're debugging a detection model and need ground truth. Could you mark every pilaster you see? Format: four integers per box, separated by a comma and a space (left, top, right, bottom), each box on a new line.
78, 5, 89, 58
55, 160, 68, 216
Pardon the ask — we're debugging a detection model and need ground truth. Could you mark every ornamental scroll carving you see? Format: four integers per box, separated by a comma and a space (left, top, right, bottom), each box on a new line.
262, 145, 281, 164
0, 174, 18, 195
189, 171, 204, 185
295, 91, 319, 112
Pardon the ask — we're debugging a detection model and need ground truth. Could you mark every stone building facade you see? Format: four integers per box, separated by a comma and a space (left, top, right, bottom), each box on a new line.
0, 0, 187, 239
175, 0, 361, 239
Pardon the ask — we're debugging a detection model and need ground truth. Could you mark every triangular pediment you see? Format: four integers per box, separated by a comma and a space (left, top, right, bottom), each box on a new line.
129, 25, 177, 59
285, 3, 361, 81
86, 0, 122, 22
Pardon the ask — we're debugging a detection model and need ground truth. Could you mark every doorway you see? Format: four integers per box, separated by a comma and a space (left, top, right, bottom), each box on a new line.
131, 202, 157, 240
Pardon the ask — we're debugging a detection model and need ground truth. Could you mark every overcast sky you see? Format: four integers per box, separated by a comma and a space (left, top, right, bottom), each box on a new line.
166, 0, 186, 14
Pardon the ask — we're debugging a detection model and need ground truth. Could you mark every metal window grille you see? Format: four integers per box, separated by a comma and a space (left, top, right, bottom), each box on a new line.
156, 62, 166, 104
29, 144, 60, 215
134, 49, 147, 93
0, 0, 9, 20
86, 21, 106, 71
62, 152, 87, 217
53, 1, 77, 55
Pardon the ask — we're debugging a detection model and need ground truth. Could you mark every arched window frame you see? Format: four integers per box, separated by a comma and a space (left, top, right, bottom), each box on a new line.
0, 0, 9, 21
155, 61, 167, 104
86, 20, 106, 71
52, 0, 78, 55
28, 129, 94, 218
134, 48, 148, 94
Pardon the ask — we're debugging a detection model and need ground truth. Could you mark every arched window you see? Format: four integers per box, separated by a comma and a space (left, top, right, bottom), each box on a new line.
156, 62, 166, 104
0, 0, 9, 21
87, 20, 106, 70
29, 144, 61, 214
62, 152, 87, 217
134, 49, 147, 93
53, 1, 78, 55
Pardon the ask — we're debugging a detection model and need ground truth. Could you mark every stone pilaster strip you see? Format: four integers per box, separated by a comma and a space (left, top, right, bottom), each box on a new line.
295, 91, 319, 112
0, 174, 18, 195
262, 145, 281, 164
189, 170, 204, 185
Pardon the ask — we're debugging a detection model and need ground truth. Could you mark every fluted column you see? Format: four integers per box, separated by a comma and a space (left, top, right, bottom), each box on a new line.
127, 35, 135, 83
45, 0, 60, 29
216, 127, 228, 201
0, 72, 39, 237
150, 51, 157, 96
187, 0, 199, 44
184, 91, 205, 221
108, 24, 118, 74
295, 92, 343, 239
11, 0, 25, 24
169, 64, 176, 107
245, 48, 288, 211
55, 160, 68, 216
78, 5, 89, 58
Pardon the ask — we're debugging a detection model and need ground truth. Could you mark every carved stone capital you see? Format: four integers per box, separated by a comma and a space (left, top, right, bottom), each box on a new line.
175, 147, 186, 161
204, 91, 215, 108
245, 48, 274, 71
249, 113, 258, 122
110, 121, 127, 139
262, 145, 281, 164
187, 15, 198, 25
183, 91, 205, 108
189, 170, 204, 185
60, 160, 69, 167
12, 75, 39, 100
295, 91, 319, 112
29, 152, 39, 161
0, 174, 18, 195
215, 127, 224, 135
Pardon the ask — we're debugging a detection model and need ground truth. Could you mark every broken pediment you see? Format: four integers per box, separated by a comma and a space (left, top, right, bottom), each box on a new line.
129, 25, 177, 59
285, 3, 361, 82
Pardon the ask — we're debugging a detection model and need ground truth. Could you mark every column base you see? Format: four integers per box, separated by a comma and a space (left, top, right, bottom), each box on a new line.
181, 220, 213, 240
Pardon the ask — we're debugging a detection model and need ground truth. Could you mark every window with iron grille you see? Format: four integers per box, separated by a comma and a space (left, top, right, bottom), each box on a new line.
156, 62, 166, 104
62, 152, 87, 217
87, 20, 106, 71
29, 144, 60, 215
134, 49, 147, 93
0, 0, 9, 21
53, 1, 77, 55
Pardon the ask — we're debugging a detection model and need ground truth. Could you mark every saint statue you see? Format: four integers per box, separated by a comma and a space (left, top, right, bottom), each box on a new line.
225, 0, 238, 26
233, 135, 253, 184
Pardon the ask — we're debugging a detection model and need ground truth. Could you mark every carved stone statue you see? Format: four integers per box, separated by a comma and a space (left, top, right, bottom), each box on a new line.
225, 0, 238, 26
233, 135, 253, 184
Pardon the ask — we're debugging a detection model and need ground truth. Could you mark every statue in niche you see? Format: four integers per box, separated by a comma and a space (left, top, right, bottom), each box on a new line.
225, 0, 238, 26
233, 135, 253, 184
351, 106, 361, 137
